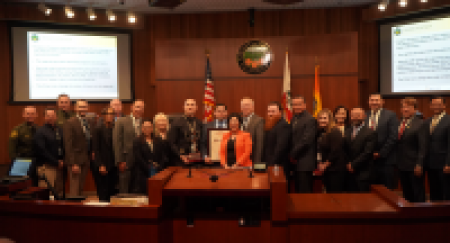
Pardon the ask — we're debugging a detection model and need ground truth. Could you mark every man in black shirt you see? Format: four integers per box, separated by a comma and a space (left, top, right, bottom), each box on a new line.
35, 107, 64, 195
168, 99, 202, 164
263, 102, 291, 170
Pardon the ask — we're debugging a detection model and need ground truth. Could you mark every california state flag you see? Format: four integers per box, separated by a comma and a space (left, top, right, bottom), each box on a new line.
282, 51, 292, 123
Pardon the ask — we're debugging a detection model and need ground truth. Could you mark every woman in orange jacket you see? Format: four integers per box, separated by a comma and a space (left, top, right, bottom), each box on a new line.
219, 113, 253, 168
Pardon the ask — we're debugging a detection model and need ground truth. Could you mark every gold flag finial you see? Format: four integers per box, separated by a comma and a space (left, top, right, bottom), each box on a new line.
205, 49, 210, 57
286, 46, 288, 54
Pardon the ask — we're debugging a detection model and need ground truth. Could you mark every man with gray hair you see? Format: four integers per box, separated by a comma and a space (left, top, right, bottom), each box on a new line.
113, 99, 145, 193
240, 97, 264, 164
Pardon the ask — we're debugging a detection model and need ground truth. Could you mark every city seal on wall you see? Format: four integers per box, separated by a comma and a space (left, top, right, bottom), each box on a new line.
237, 40, 273, 74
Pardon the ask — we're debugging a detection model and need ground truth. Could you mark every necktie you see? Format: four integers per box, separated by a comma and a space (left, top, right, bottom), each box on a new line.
430, 117, 438, 133
135, 118, 141, 136
82, 119, 90, 150
398, 120, 406, 139
352, 126, 358, 139
370, 115, 376, 130
242, 117, 249, 130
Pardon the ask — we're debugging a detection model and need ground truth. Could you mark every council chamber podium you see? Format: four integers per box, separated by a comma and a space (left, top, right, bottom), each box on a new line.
1, 166, 450, 243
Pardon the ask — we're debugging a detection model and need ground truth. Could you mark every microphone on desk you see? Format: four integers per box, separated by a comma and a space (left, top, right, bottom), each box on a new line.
187, 166, 192, 178
248, 169, 254, 178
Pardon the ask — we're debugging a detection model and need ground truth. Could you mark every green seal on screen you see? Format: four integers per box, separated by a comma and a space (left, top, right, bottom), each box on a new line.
237, 40, 273, 74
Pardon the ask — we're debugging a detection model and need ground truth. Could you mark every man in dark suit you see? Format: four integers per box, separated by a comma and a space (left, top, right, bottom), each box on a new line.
63, 100, 95, 197
289, 96, 316, 193
93, 107, 117, 201
168, 99, 202, 165
202, 103, 228, 163
426, 96, 450, 201
366, 93, 399, 190
345, 107, 377, 192
397, 97, 428, 202
35, 107, 64, 195
241, 97, 264, 163
263, 102, 291, 169
113, 99, 145, 193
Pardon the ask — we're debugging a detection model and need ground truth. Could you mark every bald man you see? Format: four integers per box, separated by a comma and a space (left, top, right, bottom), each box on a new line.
345, 107, 377, 192
9, 106, 38, 185
97, 99, 124, 126
56, 94, 75, 127
113, 99, 145, 193
168, 99, 203, 165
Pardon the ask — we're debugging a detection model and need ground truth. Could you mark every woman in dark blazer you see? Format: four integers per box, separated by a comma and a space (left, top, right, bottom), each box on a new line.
92, 107, 117, 201
316, 109, 348, 193
333, 105, 350, 136
130, 118, 173, 194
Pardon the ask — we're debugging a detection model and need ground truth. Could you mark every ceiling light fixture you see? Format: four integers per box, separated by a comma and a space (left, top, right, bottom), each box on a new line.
399, 0, 407, 7
127, 11, 136, 24
64, 5, 74, 18
38, 3, 52, 16
378, 2, 387, 11
106, 9, 116, 22
86, 7, 96, 21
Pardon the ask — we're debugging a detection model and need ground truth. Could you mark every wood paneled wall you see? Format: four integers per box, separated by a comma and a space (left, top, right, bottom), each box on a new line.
154, 34, 359, 116
0, 3, 446, 165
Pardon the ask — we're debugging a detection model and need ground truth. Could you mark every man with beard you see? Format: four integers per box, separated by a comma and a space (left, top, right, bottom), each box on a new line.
262, 102, 291, 173
345, 107, 377, 192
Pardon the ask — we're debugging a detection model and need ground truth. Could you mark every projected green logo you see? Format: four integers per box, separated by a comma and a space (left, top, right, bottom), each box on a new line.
31, 34, 38, 41
394, 28, 401, 36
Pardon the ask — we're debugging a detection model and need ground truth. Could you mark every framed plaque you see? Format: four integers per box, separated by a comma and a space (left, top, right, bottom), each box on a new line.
207, 128, 229, 162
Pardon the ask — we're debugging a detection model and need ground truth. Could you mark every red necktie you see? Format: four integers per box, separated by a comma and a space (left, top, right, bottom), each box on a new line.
398, 120, 406, 139
370, 116, 376, 130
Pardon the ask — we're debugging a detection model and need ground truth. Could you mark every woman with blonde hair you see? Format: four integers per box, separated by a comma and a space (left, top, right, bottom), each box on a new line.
316, 109, 348, 193
153, 112, 170, 140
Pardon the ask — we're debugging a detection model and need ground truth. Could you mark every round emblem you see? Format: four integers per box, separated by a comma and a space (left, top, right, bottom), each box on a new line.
237, 40, 273, 74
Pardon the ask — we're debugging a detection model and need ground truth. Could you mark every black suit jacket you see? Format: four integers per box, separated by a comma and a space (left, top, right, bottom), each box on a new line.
425, 114, 450, 169
168, 116, 204, 163
397, 117, 429, 171
34, 124, 64, 167
290, 111, 316, 171
262, 118, 291, 166
130, 136, 169, 193
345, 125, 377, 180
366, 109, 399, 166
92, 123, 115, 171
318, 127, 347, 172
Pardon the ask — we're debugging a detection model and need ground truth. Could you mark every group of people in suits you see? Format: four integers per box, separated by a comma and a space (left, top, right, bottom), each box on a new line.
8, 93, 450, 203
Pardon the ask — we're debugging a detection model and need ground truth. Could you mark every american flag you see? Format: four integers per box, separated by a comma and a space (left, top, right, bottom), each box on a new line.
203, 55, 215, 123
